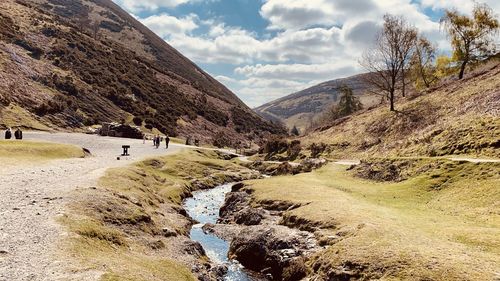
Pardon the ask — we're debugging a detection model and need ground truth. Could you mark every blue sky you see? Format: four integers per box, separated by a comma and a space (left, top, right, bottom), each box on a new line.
112, 0, 499, 107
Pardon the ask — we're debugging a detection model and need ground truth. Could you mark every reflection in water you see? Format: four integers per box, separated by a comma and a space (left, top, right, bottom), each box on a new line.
184, 184, 252, 281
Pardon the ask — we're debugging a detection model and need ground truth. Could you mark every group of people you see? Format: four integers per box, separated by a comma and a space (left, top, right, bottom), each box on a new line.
147, 134, 170, 149
4, 127, 23, 140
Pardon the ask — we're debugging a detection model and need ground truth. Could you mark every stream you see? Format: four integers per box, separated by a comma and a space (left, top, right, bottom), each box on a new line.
184, 183, 253, 281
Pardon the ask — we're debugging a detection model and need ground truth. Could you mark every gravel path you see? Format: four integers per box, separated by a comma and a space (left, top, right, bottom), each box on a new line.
0, 132, 187, 281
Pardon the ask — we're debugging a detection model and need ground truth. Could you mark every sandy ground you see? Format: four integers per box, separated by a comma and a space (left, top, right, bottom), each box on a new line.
0, 132, 188, 281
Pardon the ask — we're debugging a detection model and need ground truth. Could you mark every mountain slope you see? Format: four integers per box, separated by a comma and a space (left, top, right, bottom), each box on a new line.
301, 60, 500, 159
0, 0, 284, 142
254, 73, 378, 131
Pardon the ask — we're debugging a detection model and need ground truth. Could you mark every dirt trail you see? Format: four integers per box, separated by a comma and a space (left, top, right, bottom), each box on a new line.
0, 132, 185, 281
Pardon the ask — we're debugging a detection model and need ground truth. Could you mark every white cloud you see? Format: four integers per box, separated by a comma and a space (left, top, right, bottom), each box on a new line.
140, 14, 198, 37
260, 0, 377, 30
419, 0, 500, 14
235, 62, 359, 81
125, 0, 494, 107
113, 0, 190, 13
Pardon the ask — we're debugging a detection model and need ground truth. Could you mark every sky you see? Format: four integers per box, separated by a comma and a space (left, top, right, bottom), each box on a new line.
111, 0, 500, 108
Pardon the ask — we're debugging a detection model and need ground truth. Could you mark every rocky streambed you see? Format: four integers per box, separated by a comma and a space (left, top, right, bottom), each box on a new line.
184, 181, 321, 281
184, 183, 254, 281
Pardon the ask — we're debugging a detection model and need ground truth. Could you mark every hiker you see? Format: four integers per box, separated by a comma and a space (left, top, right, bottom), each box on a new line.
4, 128, 12, 140
153, 135, 158, 147
143, 134, 146, 144
14, 128, 23, 140
165, 135, 170, 149
155, 135, 160, 149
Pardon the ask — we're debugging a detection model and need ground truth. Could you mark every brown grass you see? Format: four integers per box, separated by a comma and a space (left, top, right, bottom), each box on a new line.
61, 149, 257, 280
246, 160, 500, 280
302, 62, 500, 159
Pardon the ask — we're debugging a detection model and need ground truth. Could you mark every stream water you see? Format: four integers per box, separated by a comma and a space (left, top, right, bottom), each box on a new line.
184, 183, 252, 281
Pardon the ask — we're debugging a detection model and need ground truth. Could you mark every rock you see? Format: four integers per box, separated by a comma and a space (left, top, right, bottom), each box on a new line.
219, 192, 248, 219
229, 228, 270, 272
229, 227, 308, 281
211, 264, 228, 278
182, 240, 206, 257
235, 208, 263, 226
161, 227, 177, 237
82, 147, 92, 156
231, 182, 245, 192
0, 250, 8, 255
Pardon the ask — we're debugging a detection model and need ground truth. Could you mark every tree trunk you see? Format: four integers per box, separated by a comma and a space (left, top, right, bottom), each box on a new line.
390, 90, 395, 111
401, 68, 406, 97
458, 60, 467, 80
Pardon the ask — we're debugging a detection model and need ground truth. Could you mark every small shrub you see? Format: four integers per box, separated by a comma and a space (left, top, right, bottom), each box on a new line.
262, 136, 289, 155
132, 116, 143, 126
309, 143, 327, 158
287, 140, 302, 161
213, 131, 231, 148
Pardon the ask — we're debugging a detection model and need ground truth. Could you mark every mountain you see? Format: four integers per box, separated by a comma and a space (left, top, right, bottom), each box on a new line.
0, 0, 284, 142
254, 73, 379, 131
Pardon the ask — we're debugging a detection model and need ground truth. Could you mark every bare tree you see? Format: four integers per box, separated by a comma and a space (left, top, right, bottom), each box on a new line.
441, 3, 499, 79
360, 14, 418, 111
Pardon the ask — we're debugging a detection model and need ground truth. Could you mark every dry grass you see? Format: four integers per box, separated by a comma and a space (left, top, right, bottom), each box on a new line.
303, 62, 500, 159
0, 103, 52, 131
0, 139, 84, 166
246, 160, 500, 280
61, 149, 255, 280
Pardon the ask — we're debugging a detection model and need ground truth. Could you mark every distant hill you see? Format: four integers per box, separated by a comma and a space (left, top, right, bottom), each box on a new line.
0, 0, 284, 142
254, 73, 379, 131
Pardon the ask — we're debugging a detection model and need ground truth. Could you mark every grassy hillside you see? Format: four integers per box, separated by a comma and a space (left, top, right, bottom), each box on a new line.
301, 61, 500, 159
254, 73, 379, 131
0, 0, 283, 142
246, 159, 500, 280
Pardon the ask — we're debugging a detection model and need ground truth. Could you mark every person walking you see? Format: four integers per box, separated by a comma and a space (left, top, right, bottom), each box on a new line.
14, 128, 23, 140
165, 135, 170, 149
155, 135, 160, 149
4, 128, 12, 140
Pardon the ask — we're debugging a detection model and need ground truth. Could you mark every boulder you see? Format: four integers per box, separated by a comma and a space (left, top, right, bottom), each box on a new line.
182, 240, 206, 257
229, 227, 309, 281
231, 182, 245, 192
235, 208, 263, 226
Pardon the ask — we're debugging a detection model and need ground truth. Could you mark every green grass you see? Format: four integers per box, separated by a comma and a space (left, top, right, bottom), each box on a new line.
246, 160, 500, 280
0, 140, 84, 164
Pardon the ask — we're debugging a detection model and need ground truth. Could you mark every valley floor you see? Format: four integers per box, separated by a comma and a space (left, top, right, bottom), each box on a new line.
0, 132, 185, 281
0, 132, 498, 281
246, 161, 500, 280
